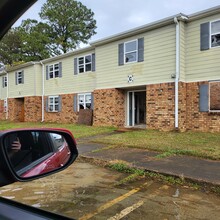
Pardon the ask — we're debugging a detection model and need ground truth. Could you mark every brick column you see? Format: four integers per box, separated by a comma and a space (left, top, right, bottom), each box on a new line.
93, 88, 125, 127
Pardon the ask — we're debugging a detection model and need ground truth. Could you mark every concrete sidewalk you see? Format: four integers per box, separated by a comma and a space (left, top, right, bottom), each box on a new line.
77, 137, 220, 186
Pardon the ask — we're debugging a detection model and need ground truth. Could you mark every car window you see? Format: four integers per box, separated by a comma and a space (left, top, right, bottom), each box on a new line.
49, 133, 65, 151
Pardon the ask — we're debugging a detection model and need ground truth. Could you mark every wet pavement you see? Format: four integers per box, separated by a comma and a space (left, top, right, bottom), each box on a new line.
0, 161, 220, 219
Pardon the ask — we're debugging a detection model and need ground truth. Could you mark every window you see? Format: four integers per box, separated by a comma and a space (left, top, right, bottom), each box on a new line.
211, 20, 220, 48
2, 76, 7, 88
49, 63, 59, 78
78, 55, 92, 73
78, 93, 91, 110
15, 70, 24, 85
125, 40, 137, 63
199, 82, 220, 112
46, 62, 62, 80
209, 81, 220, 111
118, 38, 144, 65
50, 133, 65, 151
48, 96, 60, 112
74, 54, 95, 75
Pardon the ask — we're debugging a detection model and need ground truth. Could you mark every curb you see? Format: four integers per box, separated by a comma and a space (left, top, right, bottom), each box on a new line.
78, 155, 220, 191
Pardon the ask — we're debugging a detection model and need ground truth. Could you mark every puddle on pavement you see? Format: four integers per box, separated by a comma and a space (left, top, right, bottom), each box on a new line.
0, 161, 220, 219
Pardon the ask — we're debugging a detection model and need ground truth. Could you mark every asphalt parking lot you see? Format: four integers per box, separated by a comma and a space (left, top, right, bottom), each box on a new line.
1, 160, 220, 219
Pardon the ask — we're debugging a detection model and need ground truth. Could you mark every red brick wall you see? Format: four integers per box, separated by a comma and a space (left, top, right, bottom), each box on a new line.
8, 98, 24, 122
24, 96, 42, 122
0, 100, 6, 120
146, 83, 175, 131
93, 88, 125, 127
0, 82, 219, 132
44, 94, 78, 123
178, 82, 187, 131
186, 82, 220, 132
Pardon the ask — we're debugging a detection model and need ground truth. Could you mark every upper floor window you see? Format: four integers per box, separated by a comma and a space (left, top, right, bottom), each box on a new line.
118, 38, 144, 66
46, 62, 62, 80
125, 40, 138, 63
74, 53, 95, 75
211, 20, 220, 48
49, 63, 59, 78
78, 55, 92, 73
78, 93, 92, 110
2, 76, 7, 88
201, 20, 220, 50
15, 70, 24, 85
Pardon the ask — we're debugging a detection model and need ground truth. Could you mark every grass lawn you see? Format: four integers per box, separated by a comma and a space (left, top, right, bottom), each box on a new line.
0, 121, 115, 139
92, 130, 220, 160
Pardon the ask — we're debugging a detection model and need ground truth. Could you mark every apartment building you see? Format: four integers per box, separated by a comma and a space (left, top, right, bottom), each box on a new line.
0, 6, 220, 132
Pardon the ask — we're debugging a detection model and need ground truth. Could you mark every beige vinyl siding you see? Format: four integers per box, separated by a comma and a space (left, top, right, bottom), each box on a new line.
96, 24, 176, 89
179, 21, 186, 81
34, 64, 43, 96
186, 14, 220, 82
0, 75, 7, 99
8, 65, 36, 98
44, 50, 96, 96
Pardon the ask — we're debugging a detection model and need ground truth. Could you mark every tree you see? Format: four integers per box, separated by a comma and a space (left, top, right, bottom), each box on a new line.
39, 0, 97, 54
0, 20, 51, 65
0, 29, 22, 65
15, 19, 51, 61
0, 0, 97, 65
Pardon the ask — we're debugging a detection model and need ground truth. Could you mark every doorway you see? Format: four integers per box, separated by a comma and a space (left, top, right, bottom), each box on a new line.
127, 91, 146, 127
14, 98, 25, 122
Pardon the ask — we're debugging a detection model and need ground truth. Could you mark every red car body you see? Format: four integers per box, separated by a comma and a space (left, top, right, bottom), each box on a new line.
21, 139, 71, 178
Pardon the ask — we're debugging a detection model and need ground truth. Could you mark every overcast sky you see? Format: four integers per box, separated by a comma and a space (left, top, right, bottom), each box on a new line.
15, 0, 220, 43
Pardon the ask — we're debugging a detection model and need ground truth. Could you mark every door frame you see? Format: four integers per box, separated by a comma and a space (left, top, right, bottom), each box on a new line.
126, 90, 146, 127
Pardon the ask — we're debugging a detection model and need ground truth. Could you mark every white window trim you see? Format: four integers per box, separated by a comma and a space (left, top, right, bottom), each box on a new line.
16, 71, 23, 85
49, 63, 59, 79
3, 76, 7, 87
210, 19, 220, 49
77, 93, 91, 111
78, 54, 92, 73
209, 81, 220, 112
124, 39, 138, 64
48, 96, 59, 112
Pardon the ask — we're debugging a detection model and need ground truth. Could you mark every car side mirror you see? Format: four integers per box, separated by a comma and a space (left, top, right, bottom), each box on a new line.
0, 129, 78, 186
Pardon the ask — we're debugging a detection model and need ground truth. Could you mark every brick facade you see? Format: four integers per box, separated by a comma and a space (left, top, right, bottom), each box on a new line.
8, 98, 25, 122
1, 82, 219, 132
24, 96, 42, 122
186, 82, 220, 132
0, 100, 6, 120
93, 88, 125, 127
146, 83, 175, 131
44, 94, 78, 123
146, 82, 220, 132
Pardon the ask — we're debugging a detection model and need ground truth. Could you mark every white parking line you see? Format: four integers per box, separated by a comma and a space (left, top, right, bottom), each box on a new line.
79, 181, 153, 220
107, 200, 144, 220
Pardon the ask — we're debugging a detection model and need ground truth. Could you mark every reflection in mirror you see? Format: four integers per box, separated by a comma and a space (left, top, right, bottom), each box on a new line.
4, 131, 71, 178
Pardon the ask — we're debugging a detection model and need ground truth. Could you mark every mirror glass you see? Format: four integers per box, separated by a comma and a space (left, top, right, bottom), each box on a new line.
4, 131, 71, 178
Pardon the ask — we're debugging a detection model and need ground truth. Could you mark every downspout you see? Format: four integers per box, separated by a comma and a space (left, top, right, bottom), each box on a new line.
40, 61, 45, 122
174, 17, 180, 129
174, 15, 188, 129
